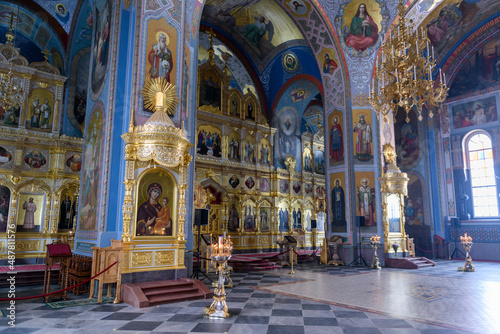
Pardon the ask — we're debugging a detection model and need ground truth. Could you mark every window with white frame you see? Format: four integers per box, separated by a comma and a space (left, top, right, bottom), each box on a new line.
466, 132, 498, 217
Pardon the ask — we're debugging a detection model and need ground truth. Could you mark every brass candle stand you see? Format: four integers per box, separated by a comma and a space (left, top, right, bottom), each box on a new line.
458, 233, 475, 272
370, 235, 381, 270
204, 235, 233, 318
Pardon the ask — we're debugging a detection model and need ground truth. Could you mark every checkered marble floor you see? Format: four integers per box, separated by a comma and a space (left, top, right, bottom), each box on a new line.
1, 259, 496, 333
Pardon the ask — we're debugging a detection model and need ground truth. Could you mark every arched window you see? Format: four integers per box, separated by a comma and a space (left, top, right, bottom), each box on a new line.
466, 132, 498, 217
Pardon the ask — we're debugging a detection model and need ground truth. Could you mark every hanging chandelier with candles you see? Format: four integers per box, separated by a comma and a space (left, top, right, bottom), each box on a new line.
0, 13, 23, 110
370, 0, 448, 123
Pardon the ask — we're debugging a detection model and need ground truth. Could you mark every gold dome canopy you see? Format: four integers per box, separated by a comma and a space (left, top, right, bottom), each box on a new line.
122, 79, 192, 169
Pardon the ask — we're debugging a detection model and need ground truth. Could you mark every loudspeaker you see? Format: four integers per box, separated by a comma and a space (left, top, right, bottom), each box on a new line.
194, 208, 209, 226
355, 216, 365, 227
310, 219, 317, 229
451, 217, 459, 227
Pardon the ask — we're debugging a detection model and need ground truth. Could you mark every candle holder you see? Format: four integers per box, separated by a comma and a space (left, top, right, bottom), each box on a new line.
204, 235, 233, 318
370, 235, 381, 270
458, 233, 475, 272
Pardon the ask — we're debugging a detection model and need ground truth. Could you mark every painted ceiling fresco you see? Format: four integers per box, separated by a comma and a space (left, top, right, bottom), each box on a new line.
202, 0, 305, 62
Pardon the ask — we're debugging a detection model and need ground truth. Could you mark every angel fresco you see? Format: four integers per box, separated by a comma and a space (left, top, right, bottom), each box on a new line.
243, 15, 274, 51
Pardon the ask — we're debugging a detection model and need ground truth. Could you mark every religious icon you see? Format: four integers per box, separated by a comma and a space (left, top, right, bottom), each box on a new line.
66, 154, 82, 172
331, 178, 346, 230
260, 207, 270, 231
322, 52, 338, 74
245, 177, 255, 189
357, 177, 376, 226
229, 175, 240, 188
24, 151, 47, 169
136, 182, 173, 236
353, 113, 372, 162
260, 178, 270, 192
330, 114, 344, 163
0, 185, 10, 233
0, 147, 12, 166
283, 52, 299, 73
196, 125, 222, 157
58, 195, 73, 230
228, 202, 239, 232
16, 194, 44, 232
148, 32, 173, 83
279, 180, 289, 193
345, 3, 379, 51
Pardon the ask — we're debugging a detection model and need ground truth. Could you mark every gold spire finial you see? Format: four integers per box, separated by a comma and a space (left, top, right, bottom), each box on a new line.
5, 12, 18, 45
207, 28, 216, 66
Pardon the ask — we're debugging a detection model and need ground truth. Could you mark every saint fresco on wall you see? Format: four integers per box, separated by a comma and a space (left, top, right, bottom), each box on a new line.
145, 17, 177, 86
352, 110, 373, 162
135, 170, 176, 237
330, 172, 347, 233
337, 0, 384, 56
329, 110, 344, 166
79, 107, 104, 232
355, 171, 376, 229
450, 94, 498, 130
90, 0, 112, 100
395, 110, 421, 168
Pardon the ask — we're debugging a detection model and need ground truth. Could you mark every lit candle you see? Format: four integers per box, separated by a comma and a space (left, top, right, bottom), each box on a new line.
395, 68, 399, 82
432, 46, 435, 59
224, 231, 227, 238
443, 72, 446, 85
219, 235, 223, 250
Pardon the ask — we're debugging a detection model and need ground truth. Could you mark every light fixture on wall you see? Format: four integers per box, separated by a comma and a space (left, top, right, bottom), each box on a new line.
0, 12, 23, 110
369, 0, 448, 123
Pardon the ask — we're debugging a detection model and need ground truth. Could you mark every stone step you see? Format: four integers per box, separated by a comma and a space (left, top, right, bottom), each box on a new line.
148, 291, 208, 306
144, 286, 199, 297
121, 278, 212, 308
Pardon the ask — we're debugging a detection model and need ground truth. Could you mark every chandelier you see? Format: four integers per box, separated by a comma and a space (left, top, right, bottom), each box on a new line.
0, 13, 23, 110
370, 0, 448, 123
0, 64, 23, 110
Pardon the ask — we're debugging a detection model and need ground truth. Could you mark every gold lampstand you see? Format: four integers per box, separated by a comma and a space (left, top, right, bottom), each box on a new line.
370, 0, 448, 123
370, 235, 381, 269
458, 233, 475, 272
204, 235, 233, 318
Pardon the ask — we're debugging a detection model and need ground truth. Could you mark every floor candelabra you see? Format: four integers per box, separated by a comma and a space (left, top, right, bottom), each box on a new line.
458, 233, 475, 272
204, 235, 233, 318
370, 235, 381, 270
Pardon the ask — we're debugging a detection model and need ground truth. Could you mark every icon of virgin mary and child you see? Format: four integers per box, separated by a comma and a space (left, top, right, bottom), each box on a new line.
136, 183, 172, 236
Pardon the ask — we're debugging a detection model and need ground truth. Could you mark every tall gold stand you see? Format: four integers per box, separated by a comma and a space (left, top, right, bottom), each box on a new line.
370, 236, 381, 270
458, 233, 475, 272
204, 236, 233, 318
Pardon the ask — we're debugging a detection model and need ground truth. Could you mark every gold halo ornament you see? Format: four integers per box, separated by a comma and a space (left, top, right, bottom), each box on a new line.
141, 77, 178, 116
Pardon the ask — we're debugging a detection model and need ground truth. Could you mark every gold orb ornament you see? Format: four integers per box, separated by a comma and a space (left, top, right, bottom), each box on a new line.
141, 77, 178, 116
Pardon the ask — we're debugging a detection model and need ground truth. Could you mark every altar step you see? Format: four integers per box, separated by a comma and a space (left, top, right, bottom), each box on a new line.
121, 278, 212, 308
385, 256, 436, 269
